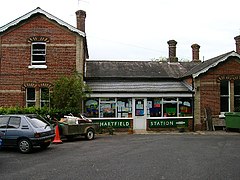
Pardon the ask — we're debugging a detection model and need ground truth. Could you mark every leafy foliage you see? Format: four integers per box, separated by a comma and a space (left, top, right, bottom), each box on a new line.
50, 73, 91, 112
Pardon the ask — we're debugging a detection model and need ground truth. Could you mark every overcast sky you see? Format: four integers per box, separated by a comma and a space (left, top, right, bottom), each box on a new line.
0, 0, 239, 61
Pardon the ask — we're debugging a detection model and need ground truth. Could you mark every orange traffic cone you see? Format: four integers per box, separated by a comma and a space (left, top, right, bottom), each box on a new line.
52, 124, 62, 144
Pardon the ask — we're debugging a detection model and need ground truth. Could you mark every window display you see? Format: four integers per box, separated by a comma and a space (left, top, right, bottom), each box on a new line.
135, 99, 144, 116
147, 98, 161, 117
85, 98, 132, 118
85, 97, 192, 118
85, 99, 99, 118
163, 98, 177, 117
117, 98, 132, 118
147, 97, 193, 117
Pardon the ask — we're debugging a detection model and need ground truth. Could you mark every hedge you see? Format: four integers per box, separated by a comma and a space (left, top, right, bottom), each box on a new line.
0, 106, 82, 121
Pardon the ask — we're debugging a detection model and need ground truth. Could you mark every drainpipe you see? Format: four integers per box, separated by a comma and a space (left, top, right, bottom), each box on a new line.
192, 75, 195, 132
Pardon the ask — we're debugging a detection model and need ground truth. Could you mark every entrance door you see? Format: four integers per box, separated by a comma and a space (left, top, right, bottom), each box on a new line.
133, 98, 147, 130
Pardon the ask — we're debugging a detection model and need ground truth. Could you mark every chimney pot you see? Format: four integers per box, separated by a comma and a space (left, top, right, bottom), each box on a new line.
234, 35, 240, 54
76, 10, 86, 32
167, 40, 178, 62
191, 44, 200, 62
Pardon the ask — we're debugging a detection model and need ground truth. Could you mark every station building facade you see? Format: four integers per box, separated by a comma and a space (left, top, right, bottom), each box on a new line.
1, 8, 240, 132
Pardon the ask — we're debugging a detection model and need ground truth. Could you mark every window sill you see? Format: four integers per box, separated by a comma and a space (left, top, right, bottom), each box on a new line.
28, 65, 47, 69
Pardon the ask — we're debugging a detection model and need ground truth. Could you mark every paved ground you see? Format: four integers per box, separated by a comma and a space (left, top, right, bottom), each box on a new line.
1, 131, 240, 180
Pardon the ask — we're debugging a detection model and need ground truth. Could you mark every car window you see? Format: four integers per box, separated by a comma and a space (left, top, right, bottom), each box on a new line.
0, 116, 9, 128
8, 117, 21, 128
27, 117, 48, 128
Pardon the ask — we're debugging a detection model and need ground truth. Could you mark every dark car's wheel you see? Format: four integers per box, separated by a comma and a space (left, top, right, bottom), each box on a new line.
18, 139, 32, 153
85, 129, 95, 140
40, 142, 51, 149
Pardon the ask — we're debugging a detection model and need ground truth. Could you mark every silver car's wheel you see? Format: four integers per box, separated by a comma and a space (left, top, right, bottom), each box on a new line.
18, 139, 32, 153
85, 129, 95, 140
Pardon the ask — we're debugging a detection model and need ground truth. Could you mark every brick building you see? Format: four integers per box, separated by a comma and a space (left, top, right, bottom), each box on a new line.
84, 37, 240, 132
1, 8, 240, 131
0, 7, 88, 108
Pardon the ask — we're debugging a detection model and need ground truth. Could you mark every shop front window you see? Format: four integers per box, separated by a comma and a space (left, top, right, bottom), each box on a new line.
179, 98, 192, 117
85, 98, 99, 118
147, 97, 192, 117
163, 98, 177, 117
117, 98, 132, 118
100, 98, 116, 118
147, 98, 162, 117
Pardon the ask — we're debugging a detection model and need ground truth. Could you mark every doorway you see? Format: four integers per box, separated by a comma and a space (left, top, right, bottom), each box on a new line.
133, 98, 147, 130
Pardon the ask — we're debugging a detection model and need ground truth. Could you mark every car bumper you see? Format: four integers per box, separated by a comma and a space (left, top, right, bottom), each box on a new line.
30, 134, 55, 145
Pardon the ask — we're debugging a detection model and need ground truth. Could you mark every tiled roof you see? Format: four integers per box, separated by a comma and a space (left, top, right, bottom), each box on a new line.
87, 80, 192, 93
182, 51, 240, 78
0, 7, 85, 37
86, 51, 240, 80
86, 60, 200, 79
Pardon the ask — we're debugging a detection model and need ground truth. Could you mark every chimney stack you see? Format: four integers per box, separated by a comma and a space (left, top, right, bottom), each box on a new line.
76, 10, 86, 32
167, 40, 178, 62
191, 44, 201, 62
234, 35, 240, 54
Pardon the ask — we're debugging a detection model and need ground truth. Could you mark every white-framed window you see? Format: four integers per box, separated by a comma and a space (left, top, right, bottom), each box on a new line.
26, 87, 36, 107
31, 42, 46, 66
40, 87, 50, 108
147, 97, 192, 117
220, 80, 230, 112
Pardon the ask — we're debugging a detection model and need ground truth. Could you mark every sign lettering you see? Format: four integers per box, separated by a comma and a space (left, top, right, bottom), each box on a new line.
148, 119, 188, 128
93, 119, 131, 128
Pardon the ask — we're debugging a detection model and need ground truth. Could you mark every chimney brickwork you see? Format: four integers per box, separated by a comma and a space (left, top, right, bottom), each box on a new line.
234, 35, 240, 54
191, 44, 200, 62
76, 10, 86, 32
167, 40, 178, 62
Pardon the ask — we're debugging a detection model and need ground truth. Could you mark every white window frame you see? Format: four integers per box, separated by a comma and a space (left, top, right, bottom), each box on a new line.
220, 80, 230, 112
29, 42, 47, 69
26, 87, 36, 107
40, 87, 50, 108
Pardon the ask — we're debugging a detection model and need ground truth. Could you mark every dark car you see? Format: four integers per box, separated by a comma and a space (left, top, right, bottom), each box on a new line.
0, 114, 55, 153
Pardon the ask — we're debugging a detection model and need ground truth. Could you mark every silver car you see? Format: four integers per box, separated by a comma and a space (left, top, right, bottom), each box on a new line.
0, 114, 55, 153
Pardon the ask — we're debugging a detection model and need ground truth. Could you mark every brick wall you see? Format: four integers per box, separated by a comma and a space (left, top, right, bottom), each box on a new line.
195, 57, 240, 130
0, 15, 85, 107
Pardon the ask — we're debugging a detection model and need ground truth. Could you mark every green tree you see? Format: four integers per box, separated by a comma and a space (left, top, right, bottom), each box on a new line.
51, 73, 91, 112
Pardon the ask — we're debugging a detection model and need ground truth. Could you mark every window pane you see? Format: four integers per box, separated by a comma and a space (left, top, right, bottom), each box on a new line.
8, 117, 21, 128
85, 99, 99, 118
220, 80, 229, 95
41, 88, 49, 100
179, 98, 192, 117
100, 98, 116, 118
0, 116, 9, 128
33, 43, 45, 50
27, 88, 35, 100
234, 80, 240, 95
147, 98, 161, 117
220, 97, 229, 112
234, 97, 240, 112
163, 102, 177, 117
27, 117, 48, 128
100, 102, 116, 117
32, 43, 46, 65
117, 98, 132, 118
32, 55, 45, 62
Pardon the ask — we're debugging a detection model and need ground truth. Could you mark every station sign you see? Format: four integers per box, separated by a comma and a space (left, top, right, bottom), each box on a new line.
93, 119, 131, 128
148, 119, 188, 128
